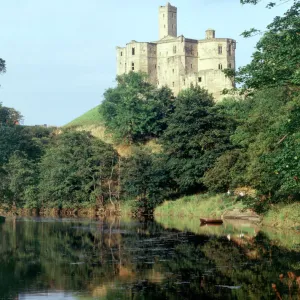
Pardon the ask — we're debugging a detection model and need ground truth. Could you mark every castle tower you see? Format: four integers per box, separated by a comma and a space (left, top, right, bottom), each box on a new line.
206, 29, 215, 39
159, 2, 177, 39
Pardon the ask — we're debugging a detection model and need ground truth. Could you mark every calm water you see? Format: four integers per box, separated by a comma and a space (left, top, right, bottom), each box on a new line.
0, 217, 300, 300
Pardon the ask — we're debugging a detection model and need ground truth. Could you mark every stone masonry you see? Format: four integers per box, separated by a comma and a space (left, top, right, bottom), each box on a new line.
116, 2, 236, 100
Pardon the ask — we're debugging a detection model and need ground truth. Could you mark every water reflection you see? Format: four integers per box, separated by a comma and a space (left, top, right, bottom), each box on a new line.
0, 217, 299, 299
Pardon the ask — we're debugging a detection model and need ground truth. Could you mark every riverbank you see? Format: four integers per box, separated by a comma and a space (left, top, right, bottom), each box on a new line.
154, 194, 246, 218
154, 194, 300, 230
0, 205, 123, 218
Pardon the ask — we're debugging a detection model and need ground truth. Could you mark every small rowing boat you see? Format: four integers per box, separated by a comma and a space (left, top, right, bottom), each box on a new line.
200, 218, 223, 225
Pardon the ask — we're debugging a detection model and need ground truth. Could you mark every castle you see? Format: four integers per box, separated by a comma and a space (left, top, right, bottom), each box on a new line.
116, 3, 236, 100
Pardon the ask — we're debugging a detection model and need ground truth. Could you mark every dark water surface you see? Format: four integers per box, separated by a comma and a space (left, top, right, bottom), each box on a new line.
0, 217, 300, 299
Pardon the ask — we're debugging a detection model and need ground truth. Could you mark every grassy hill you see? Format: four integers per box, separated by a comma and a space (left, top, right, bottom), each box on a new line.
65, 104, 162, 157
65, 105, 104, 128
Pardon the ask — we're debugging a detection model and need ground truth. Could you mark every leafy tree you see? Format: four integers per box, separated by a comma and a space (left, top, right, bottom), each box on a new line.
0, 152, 38, 207
229, 1, 300, 92
161, 86, 235, 193
38, 131, 119, 208
204, 87, 300, 204
101, 72, 174, 143
121, 148, 173, 213
202, 149, 246, 192
0, 126, 44, 166
0, 103, 23, 126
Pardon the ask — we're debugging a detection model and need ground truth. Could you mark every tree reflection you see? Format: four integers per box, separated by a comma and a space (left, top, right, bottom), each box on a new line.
0, 219, 299, 299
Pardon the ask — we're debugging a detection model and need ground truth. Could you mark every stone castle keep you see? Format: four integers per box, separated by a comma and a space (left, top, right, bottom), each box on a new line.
116, 3, 236, 100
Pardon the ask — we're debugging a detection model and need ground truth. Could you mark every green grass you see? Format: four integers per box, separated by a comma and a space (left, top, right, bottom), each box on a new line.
120, 200, 136, 217
262, 202, 300, 230
154, 193, 246, 219
65, 105, 103, 128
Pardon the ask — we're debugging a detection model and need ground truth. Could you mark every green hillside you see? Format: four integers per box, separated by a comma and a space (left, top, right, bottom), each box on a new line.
65, 105, 103, 127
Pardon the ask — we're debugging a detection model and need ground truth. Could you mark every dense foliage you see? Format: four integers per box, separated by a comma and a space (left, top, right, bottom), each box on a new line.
38, 131, 119, 208
228, 0, 300, 92
0, 117, 119, 209
101, 72, 174, 143
121, 148, 172, 213
203, 87, 300, 199
161, 86, 235, 193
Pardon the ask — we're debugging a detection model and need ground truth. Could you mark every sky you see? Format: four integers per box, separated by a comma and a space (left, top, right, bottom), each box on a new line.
0, 0, 292, 126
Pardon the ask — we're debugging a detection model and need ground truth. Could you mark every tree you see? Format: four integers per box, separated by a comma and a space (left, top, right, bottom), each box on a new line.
0, 152, 38, 207
230, 1, 300, 92
101, 72, 174, 143
121, 147, 173, 214
38, 131, 119, 208
0, 126, 44, 166
0, 103, 23, 126
204, 87, 300, 204
161, 86, 235, 193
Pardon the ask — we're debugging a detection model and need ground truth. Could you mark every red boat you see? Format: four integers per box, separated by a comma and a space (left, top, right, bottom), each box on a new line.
200, 218, 223, 225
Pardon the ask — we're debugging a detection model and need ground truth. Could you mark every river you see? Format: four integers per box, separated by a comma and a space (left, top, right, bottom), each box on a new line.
0, 217, 299, 299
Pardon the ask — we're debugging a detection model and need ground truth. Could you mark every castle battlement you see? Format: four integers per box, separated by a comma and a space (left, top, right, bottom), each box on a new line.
116, 3, 236, 100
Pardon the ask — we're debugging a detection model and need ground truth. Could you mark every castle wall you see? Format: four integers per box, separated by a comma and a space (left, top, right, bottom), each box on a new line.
181, 69, 234, 99
198, 39, 235, 71
147, 43, 158, 84
116, 42, 150, 76
156, 38, 182, 94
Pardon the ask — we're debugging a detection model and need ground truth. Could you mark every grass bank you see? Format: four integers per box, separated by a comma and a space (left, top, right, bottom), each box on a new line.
155, 194, 300, 231
154, 194, 246, 218
262, 202, 300, 230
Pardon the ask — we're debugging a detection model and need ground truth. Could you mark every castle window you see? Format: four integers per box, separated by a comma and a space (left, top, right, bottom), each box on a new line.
198, 77, 202, 83
218, 63, 222, 70
173, 46, 177, 54
164, 25, 166, 28
120, 51, 123, 56
172, 82, 175, 87
183, 79, 186, 85
132, 62, 135, 71
172, 69, 174, 73
191, 64, 193, 69
218, 45, 222, 55
132, 47, 135, 55
163, 14, 165, 18
228, 63, 232, 68
155, 64, 157, 69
